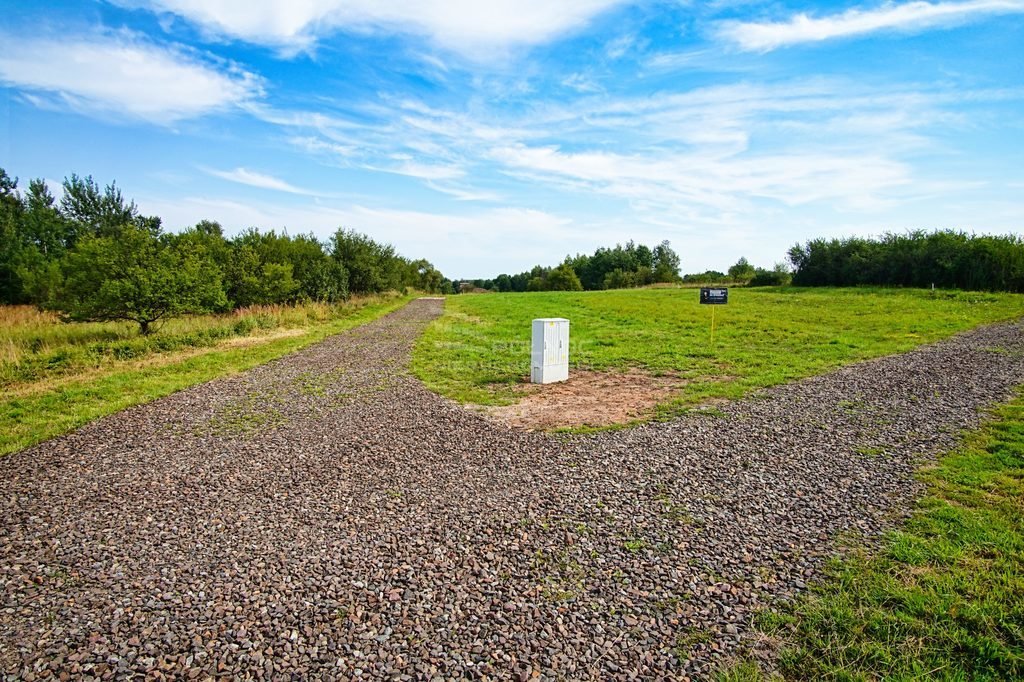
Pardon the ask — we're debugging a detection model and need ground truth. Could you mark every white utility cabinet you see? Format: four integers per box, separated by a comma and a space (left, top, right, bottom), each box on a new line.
531, 318, 569, 384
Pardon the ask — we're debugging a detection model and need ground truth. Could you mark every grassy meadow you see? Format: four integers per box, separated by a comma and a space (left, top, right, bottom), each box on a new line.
412, 287, 1024, 415
723, 389, 1024, 681
0, 294, 411, 456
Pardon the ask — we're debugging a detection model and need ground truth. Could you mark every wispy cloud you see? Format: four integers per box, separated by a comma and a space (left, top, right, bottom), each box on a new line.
0, 30, 262, 124
562, 73, 604, 93
258, 77, 1020, 219
286, 136, 358, 159
719, 0, 1024, 52
492, 143, 913, 213
122, 0, 628, 58
425, 183, 503, 202
372, 156, 466, 181
201, 167, 321, 196
603, 32, 636, 59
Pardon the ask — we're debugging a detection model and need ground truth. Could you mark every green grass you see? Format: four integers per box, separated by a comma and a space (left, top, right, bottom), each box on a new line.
0, 295, 412, 456
720, 390, 1024, 681
412, 287, 1024, 415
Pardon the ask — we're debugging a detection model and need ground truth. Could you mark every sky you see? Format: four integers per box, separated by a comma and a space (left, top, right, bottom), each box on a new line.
1, 1, 1022, 278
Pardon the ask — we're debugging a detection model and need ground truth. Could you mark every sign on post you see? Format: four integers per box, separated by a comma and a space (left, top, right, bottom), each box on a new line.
700, 287, 728, 305
699, 287, 728, 344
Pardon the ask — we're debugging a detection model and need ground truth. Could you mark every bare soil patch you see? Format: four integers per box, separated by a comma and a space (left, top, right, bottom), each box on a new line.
477, 368, 689, 430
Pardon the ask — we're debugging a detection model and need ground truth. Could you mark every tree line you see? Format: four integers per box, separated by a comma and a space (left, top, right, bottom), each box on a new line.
788, 230, 1024, 292
0, 167, 451, 333
681, 258, 792, 286
461, 240, 683, 292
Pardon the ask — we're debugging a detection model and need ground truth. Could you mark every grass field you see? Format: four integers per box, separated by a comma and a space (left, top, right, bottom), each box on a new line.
412, 287, 1024, 417
723, 389, 1024, 681
0, 294, 411, 456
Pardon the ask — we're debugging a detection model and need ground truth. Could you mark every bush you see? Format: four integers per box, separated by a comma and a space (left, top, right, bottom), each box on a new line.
748, 268, 792, 287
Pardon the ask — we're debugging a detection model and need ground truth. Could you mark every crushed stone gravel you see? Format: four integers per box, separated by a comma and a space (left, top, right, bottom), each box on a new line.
2, 298, 1023, 680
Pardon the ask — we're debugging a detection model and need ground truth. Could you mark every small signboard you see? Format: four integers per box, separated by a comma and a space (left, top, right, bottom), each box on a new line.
700, 287, 728, 305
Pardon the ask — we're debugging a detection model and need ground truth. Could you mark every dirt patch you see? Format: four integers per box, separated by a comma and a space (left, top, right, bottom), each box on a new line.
476, 368, 690, 431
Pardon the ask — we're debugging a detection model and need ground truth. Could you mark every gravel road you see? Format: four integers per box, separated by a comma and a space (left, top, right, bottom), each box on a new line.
3, 297, 1023, 680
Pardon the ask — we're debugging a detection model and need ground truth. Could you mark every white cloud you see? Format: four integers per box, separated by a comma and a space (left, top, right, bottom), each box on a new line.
122, 0, 626, 57
719, 0, 1024, 52
373, 157, 466, 181
491, 143, 912, 212
260, 78, 1013, 222
286, 136, 358, 159
603, 32, 636, 59
425, 183, 503, 202
201, 167, 321, 196
0, 31, 262, 124
562, 73, 603, 93
484, 79, 1021, 214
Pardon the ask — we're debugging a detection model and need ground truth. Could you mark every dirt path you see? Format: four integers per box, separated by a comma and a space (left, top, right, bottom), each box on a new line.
2, 298, 1023, 679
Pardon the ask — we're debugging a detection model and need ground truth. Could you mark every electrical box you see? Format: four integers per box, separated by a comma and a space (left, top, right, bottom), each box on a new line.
531, 318, 569, 384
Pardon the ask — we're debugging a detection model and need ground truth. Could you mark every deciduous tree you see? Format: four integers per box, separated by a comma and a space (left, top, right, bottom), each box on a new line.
57, 225, 226, 334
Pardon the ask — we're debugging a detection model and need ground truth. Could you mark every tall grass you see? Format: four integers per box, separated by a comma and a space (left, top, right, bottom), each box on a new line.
1, 297, 397, 389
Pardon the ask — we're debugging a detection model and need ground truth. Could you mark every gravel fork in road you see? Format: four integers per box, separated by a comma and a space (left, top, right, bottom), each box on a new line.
2, 298, 1023, 679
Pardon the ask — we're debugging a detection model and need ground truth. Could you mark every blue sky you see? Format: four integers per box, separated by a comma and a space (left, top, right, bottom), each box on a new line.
1, 1, 1022, 278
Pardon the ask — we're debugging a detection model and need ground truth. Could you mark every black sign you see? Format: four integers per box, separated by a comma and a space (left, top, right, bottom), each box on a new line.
700, 287, 728, 305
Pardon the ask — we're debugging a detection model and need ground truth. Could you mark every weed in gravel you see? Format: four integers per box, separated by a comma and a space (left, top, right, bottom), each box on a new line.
623, 538, 649, 553
654, 485, 697, 525
208, 392, 287, 436
531, 547, 588, 603
838, 399, 865, 413
985, 346, 1024, 359
294, 372, 329, 397
652, 595, 689, 614
855, 445, 886, 458
46, 566, 80, 589
676, 626, 714, 657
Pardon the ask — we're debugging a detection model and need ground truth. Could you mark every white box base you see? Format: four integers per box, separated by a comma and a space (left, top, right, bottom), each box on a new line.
531, 363, 569, 384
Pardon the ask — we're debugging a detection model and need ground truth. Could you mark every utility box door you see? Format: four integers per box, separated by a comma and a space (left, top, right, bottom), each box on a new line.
556, 321, 569, 365
531, 318, 570, 384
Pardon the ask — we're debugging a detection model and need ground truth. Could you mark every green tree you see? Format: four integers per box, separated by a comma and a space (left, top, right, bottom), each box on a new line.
788, 231, 1024, 291
0, 169, 25, 303
728, 257, 756, 283
302, 257, 349, 302
748, 262, 792, 287
223, 243, 298, 307
59, 174, 159, 240
57, 225, 226, 334
603, 268, 637, 290
652, 240, 681, 282
546, 263, 584, 291
413, 259, 445, 294
330, 228, 410, 295
22, 179, 70, 259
